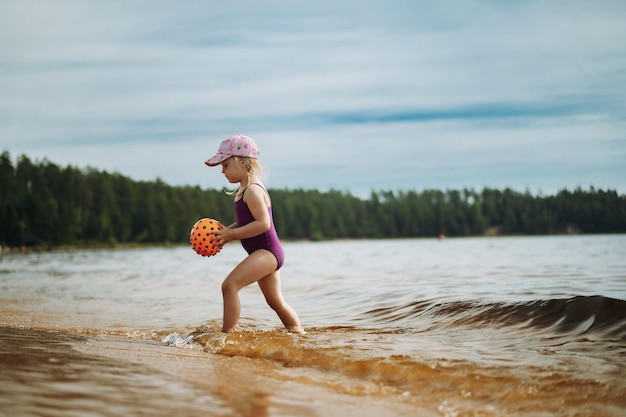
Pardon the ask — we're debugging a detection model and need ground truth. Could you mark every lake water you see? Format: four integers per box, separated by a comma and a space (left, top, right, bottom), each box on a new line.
1, 235, 625, 416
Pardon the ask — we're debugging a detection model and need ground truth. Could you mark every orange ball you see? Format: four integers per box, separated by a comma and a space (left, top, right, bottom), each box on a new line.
190, 218, 223, 257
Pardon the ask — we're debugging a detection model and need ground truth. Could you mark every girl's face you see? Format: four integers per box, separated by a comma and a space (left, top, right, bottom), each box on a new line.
220, 157, 247, 184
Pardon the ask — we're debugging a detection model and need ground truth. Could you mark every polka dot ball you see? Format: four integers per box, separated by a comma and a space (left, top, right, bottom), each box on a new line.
190, 218, 223, 257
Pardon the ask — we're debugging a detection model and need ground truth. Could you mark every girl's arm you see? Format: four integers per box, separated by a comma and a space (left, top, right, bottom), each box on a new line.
217, 186, 270, 244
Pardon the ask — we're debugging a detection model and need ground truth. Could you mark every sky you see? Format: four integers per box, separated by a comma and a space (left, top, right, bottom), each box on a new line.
1, 0, 625, 197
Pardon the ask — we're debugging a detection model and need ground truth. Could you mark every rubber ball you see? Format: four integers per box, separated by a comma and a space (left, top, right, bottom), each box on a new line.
190, 218, 223, 257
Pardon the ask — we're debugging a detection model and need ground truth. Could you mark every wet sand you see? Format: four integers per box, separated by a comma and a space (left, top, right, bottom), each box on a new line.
0, 327, 433, 417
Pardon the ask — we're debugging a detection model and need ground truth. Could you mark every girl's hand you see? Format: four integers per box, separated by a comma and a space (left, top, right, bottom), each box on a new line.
215, 222, 235, 246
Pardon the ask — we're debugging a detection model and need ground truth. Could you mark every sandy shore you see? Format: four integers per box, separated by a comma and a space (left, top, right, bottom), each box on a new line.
0, 327, 433, 417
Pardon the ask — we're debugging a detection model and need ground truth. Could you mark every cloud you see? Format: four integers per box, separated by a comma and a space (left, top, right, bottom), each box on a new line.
1, 0, 625, 195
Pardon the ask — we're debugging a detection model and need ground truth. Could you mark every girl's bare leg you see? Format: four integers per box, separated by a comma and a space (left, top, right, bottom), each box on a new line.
258, 270, 304, 333
221, 250, 276, 332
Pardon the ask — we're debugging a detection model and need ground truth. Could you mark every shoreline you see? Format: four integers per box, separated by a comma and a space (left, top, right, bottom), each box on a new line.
2, 232, 624, 255
0, 326, 434, 417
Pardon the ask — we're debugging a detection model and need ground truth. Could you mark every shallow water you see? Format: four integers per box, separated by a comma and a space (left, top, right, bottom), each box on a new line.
1, 235, 625, 416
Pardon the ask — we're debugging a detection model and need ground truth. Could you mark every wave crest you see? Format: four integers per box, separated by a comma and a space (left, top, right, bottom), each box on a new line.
362, 295, 626, 339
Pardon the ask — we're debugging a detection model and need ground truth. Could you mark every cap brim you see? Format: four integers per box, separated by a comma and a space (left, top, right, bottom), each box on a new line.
205, 153, 230, 167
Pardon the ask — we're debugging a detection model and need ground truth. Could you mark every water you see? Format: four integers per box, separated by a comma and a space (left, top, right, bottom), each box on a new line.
1, 235, 625, 416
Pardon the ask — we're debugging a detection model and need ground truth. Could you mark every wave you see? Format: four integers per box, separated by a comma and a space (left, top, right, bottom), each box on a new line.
361, 295, 626, 339
155, 311, 626, 407
139, 296, 626, 411
155, 296, 626, 371
161, 325, 463, 394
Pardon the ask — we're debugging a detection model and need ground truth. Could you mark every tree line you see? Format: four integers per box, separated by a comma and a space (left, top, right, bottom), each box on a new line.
1, 151, 625, 248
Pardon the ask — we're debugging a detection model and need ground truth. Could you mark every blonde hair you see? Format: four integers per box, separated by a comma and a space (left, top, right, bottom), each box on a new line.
225, 156, 264, 196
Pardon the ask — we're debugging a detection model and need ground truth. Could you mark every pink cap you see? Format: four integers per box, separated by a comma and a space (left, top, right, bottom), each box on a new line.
205, 134, 259, 166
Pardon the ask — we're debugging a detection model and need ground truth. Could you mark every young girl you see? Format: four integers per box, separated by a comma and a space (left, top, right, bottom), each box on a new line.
205, 134, 304, 334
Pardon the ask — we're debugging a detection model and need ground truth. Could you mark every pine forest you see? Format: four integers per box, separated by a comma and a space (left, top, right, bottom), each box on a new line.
1, 151, 625, 249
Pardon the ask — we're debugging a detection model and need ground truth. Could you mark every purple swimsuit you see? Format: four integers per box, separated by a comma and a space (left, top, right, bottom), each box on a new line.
234, 183, 285, 270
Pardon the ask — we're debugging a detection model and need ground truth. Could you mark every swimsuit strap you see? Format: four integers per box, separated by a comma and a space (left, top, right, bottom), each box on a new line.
239, 182, 271, 207
241, 182, 270, 198
248, 182, 268, 195
236, 182, 266, 200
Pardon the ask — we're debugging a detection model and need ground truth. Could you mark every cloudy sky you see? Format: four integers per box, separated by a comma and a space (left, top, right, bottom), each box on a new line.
1, 0, 625, 196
